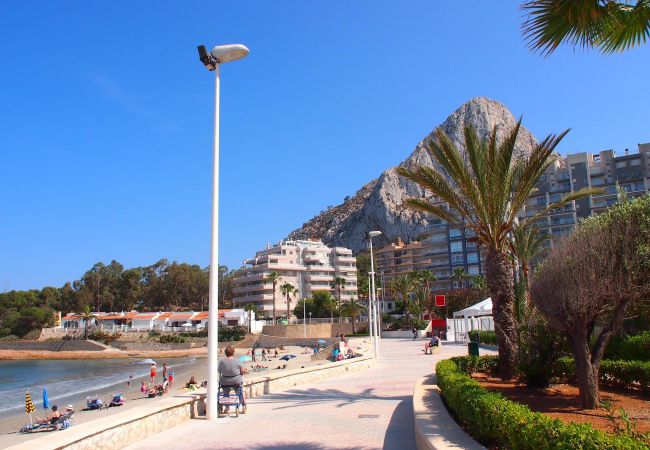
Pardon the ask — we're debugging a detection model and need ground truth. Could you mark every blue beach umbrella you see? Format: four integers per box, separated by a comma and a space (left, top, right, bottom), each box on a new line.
42, 387, 49, 410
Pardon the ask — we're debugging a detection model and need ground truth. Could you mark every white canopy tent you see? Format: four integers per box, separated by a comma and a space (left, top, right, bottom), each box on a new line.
452, 297, 494, 342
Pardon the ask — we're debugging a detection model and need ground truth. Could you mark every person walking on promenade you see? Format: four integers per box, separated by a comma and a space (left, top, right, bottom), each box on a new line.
412, 327, 417, 341
261, 349, 267, 361
252, 348, 256, 362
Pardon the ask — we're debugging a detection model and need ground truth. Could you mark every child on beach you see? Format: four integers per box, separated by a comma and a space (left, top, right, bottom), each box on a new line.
168, 369, 174, 389
150, 363, 157, 383
141, 381, 147, 396
127, 375, 133, 390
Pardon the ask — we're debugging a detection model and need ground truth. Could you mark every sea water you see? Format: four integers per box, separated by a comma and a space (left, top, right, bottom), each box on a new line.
0, 357, 194, 413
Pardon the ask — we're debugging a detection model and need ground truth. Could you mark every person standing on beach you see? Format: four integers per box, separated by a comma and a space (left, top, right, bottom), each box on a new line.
127, 375, 133, 391
150, 363, 157, 384
141, 381, 147, 396
168, 369, 174, 389
261, 348, 267, 362
162, 363, 168, 381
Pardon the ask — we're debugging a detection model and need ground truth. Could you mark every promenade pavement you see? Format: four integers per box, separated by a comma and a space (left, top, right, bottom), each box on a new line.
125, 338, 477, 450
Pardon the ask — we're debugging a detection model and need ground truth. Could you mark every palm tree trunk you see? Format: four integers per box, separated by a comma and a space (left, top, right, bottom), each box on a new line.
286, 294, 290, 320
351, 315, 356, 334
272, 284, 276, 325
485, 248, 518, 379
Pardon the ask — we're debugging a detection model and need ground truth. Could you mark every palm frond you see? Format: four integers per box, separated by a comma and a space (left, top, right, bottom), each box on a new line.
522, 0, 650, 55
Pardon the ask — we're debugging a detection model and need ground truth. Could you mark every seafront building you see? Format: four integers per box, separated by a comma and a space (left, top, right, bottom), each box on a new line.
59, 309, 248, 332
232, 239, 358, 319
377, 143, 650, 296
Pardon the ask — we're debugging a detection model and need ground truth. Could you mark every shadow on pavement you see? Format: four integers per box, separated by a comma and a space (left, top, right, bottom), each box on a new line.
383, 398, 414, 450
223, 443, 372, 450
252, 387, 409, 410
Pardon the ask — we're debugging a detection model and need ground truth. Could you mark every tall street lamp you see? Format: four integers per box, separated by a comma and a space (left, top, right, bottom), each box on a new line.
197, 43, 249, 421
368, 230, 382, 356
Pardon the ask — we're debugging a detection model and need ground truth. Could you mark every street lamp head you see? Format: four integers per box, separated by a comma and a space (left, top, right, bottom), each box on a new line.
368, 231, 382, 238
211, 44, 250, 63
197, 44, 249, 71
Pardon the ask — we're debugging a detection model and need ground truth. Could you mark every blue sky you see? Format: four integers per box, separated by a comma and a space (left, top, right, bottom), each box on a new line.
1, 1, 649, 291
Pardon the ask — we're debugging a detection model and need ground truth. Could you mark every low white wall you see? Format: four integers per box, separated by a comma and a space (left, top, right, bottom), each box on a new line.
382, 330, 426, 339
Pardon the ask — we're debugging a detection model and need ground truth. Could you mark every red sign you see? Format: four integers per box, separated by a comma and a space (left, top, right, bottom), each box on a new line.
435, 295, 446, 307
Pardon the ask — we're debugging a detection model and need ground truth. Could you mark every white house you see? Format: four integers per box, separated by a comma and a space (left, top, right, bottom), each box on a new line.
131, 312, 161, 330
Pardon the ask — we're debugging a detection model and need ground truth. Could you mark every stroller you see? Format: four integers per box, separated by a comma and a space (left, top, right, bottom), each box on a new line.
109, 393, 126, 407
218, 384, 246, 417
84, 396, 104, 410
20, 411, 74, 433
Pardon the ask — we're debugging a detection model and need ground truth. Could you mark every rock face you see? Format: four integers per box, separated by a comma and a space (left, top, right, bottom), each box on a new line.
287, 97, 539, 252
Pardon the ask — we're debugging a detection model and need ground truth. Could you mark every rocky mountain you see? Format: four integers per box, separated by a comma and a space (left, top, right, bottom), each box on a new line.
287, 97, 539, 252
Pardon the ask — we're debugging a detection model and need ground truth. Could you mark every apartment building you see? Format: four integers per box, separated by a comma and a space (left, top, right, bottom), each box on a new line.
232, 239, 358, 319
377, 142, 650, 296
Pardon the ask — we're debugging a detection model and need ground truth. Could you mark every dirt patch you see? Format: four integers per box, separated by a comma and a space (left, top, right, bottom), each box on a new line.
473, 373, 650, 435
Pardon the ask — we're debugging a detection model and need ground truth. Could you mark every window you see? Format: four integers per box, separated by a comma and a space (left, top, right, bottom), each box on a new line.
449, 228, 462, 238
615, 161, 627, 169
630, 158, 641, 166
451, 254, 465, 264
450, 242, 463, 253
466, 253, 478, 263
466, 241, 477, 249
468, 265, 480, 275
536, 196, 547, 205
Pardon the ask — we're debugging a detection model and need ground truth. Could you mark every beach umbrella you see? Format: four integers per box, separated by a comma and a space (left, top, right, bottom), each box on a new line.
42, 387, 49, 410
25, 391, 35, 425
280, 355, 296, 361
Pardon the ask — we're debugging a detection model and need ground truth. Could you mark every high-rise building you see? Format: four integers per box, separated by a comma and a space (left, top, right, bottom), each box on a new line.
377, 142, 650, 296
232, 239, 358, 319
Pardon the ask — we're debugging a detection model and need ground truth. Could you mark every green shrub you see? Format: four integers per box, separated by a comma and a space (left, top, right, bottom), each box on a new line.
450, 355, 499, 375
436, 359, 649, 449
159, 334, 186, 344
552, 357, 650, 391
148, 330, 161, 339
620, 332, 650, 362
88, 330, 121, 344
0, 334, 19, 342
468, 330, 497, 345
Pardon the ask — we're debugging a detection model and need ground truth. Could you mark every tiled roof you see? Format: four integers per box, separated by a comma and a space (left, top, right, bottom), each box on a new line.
133, 314, 157, 319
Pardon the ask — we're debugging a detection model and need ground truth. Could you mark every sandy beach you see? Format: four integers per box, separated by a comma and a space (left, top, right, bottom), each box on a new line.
0, 340, 366, 448
0, 347, 209, 361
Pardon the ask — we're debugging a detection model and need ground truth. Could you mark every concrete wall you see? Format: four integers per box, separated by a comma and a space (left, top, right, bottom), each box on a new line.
261, 323, 352, 338
7, 354, 373, 450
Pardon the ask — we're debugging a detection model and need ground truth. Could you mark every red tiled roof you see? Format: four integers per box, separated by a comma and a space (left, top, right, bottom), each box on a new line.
98, 312, 137, 320
153, 312, 172, 320
133, 314, 157, 319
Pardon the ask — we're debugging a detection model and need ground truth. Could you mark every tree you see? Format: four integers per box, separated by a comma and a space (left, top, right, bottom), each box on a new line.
510, 223, 547, 321
396, 121, 598, 378
265, 272, 281, 324
340, 299, 367, 334
243, 303, 257, 333
530, 195, 650, 408
450, 268, 471, 288
330, 276, 346, 310
390, 275, 415, 324
521, 0, 650, 56
470, 275, 486, 289
280, 282, 298, 321
79, 305, 98, 340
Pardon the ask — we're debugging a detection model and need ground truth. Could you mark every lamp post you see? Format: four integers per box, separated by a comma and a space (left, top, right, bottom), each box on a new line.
197, 43, 249, 421
368, 231, 382, 356
303, 300, 307, 345
309, 312, 312, 324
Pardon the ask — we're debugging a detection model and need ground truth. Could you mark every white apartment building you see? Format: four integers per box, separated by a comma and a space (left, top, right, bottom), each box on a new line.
232, 239, 358, 319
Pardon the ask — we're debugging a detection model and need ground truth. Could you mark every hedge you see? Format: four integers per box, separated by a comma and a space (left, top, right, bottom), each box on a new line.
553, 357, 650, 391
606, 332, 650, 362
436, 359, 649, 450
468, 330, 498, 345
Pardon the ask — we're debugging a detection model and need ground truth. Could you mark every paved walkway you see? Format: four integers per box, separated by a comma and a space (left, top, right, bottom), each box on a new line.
125, 339, 472, 450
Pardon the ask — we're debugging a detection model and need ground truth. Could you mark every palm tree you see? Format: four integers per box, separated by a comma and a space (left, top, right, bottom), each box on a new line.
470, 275, 487, 289
79, 305, 98, 340
329, 276, 346, 310
451, 268, 471, 288
243, 303, 257, 334
521, 0, 650, 56
280, 282, 298, 322
340, 298, 367, 334
396, 121, 599, 378
265, 272, 281, 325
390, 275, 415, 326
510, 223, 547, 320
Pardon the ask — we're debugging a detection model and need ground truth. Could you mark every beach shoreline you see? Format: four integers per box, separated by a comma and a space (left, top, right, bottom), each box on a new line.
0, 347, 209, 361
